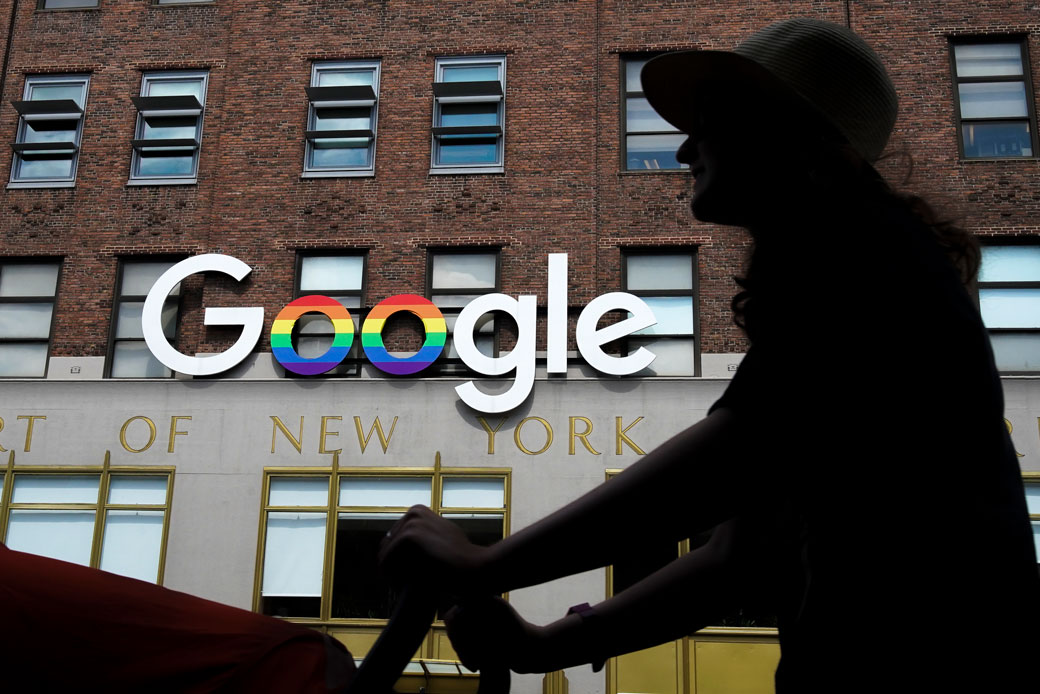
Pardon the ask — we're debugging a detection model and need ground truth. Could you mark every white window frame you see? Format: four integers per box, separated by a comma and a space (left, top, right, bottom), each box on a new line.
977, 243, 1040, 372
623, 250, 699, 377
292, 252, 367, 376
428, 249, 500, 372
303, 61, 380, 178
621, 55, 688, 171
9, 74, 90, 189
128, 70, 209, 186
431, 55, 506, 174
0, 259, 62, 378
106, 259, 182, 379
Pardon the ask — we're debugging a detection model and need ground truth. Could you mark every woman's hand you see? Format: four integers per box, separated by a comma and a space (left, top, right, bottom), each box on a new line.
445, 597, 549, 675
379, 505, 492, 594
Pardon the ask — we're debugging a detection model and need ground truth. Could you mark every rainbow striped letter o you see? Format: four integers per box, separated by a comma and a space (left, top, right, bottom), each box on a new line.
271, 295, 354, 375
362, 294, 446, 375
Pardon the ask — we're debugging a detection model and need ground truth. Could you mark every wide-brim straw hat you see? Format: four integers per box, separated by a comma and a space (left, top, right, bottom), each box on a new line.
641, 18, 899, 162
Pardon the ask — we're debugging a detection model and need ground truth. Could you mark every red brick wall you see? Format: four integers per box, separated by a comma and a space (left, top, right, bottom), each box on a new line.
1, 1, 1036, 362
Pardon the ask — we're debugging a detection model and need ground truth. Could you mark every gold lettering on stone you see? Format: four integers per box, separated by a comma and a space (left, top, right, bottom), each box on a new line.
0, 417, 5, 453
17, 415, 46, 453
320, 416, 343, 455
270, 416, 304, 454
354, 416, 398, 454
168, 416, 191, 454
615, 416, 645, 455
120, 416, 157, 453
514, 417, 553, 456
476, 416, 509, 454
568, 416, 601, 456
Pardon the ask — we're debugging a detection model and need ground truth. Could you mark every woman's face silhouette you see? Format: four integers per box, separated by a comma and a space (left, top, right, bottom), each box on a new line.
676, 87, 811, 228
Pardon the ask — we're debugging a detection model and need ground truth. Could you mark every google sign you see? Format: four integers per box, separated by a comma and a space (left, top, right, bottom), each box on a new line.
142, 254, 658, 413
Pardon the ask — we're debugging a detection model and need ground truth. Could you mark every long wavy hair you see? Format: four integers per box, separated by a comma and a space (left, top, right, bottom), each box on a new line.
730, 141, 980, 334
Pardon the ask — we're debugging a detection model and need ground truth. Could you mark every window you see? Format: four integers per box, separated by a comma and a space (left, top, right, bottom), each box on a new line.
129, 71, 208, 184
603, 470, 777, 694
0, 467, 173, 584
10, 75, 89, 187
107, 260, 181, 378
291, 253, 366, 375
621, 57, 687, 171
428, 250, 499, 371
304, 61, 380, 177
1025, 475, 1040, 567
256, 466, 508, 620
431, 56, 505, 173
0, 260, 61, 377
623, 251, 697, 376
951, 39, 1037, 158
978, 244, 1040, 371
39, 0, 98, 8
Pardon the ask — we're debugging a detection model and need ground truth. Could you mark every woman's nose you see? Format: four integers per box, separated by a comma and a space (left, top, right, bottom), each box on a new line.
676, 137, 694, 165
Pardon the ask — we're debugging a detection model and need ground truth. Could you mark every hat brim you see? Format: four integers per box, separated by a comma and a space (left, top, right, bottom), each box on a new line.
641, 50, 813, 135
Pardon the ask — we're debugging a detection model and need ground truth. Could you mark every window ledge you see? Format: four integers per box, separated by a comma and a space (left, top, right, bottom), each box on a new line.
154, 1, 216, 6
126, 178, 198, 187
7, 180, 75, 189
959, 156, 1039, 163
301, 170, 375, 179
617, 169, 690, 176
35, 7, 100, 12
429, 166, 504, 176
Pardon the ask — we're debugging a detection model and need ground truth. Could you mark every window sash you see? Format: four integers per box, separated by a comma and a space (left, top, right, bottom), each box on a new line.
978, 245, 1040, 372
108, 260, 180, 379
952, 40, 1037, 159
0, 261, 61, 377
428, 251, 500, 368
306, 62, 380, 174
621, 57, 687, 171
1, 469, 172, 582
12, 75, 89, 183
257, 469, 508, 622
130, 72, 208, 182
432, 57, 505, 170
622, 252, 697, 376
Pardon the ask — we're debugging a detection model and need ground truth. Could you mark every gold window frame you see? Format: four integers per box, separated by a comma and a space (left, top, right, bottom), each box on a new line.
603, 469, 779, 694
1024, 472, 1039, 563
253, 453, 511, 628
0, 450, 175, 584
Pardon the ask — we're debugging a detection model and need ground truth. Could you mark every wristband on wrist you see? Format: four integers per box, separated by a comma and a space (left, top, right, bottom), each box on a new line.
566, 602, 606, 672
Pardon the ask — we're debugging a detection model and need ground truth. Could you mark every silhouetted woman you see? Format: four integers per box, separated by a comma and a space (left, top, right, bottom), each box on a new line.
382, 19, 1040, 692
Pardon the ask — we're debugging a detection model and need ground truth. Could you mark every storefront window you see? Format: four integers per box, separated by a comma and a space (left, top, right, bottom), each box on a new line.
0, 466, 173, 584
256, 464, 509, 621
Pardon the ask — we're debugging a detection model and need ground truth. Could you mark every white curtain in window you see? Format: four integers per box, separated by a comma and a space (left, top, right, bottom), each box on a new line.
269, 477, 329, 507
12, 474, 99, 504
108, 476, 168, 505
6, 509, 95, 565
338, 477, 431, 508
1025, 484, 1040, 515
261, 512, 326, 597
441, 478, 504, 509
98, 510, 164, 582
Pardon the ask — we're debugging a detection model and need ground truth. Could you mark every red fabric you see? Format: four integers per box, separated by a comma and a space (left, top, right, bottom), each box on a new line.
0, 543, 355, 693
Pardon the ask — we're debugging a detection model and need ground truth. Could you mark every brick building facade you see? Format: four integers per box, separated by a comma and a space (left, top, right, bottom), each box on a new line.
1, 2, 1038, 693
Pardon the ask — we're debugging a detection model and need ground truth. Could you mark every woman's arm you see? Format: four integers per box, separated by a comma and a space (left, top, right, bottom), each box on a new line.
381, 407, 757, 595
445, 516, 765, 674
